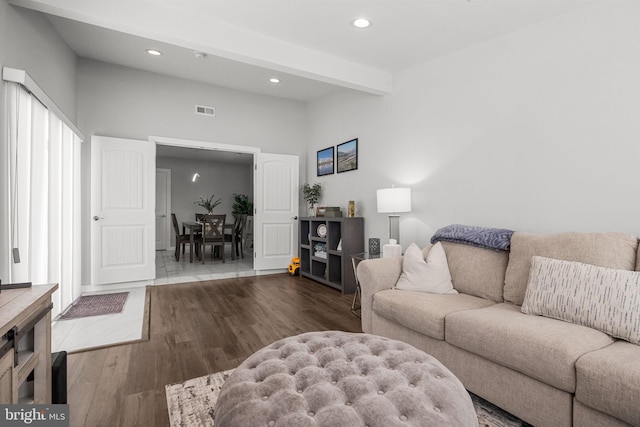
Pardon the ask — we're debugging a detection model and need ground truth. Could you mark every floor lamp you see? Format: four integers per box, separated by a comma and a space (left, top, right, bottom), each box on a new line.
376, 187, 412, 245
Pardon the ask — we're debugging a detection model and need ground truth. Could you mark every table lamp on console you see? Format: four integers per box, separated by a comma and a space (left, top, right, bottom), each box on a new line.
376, 186, 411, 258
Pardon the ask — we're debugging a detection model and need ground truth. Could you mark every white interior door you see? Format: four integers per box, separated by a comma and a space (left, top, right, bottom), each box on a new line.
155, 168, 171, 250
91, 136, 156, 285
254, 153, 299, 270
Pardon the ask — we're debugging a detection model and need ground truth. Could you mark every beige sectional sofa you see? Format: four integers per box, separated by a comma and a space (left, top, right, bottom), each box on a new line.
357, 231, 640, 427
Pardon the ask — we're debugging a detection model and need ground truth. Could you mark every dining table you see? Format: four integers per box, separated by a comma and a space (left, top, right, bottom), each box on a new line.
182, 221, 234, 263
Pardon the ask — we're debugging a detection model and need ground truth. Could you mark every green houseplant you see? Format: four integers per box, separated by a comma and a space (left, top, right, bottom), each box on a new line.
301, 183, 321, 215
194, 194, 222, 213
232, 193, 253, 219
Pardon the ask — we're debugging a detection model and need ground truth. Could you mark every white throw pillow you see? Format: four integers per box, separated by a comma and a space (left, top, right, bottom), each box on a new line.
522, 256, 640, 345
395, 242, 458, 294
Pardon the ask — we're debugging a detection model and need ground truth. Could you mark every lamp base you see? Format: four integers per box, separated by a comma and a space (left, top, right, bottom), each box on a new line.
388, 215, 400, 244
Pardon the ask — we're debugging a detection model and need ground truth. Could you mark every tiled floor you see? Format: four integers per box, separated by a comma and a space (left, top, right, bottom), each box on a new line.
52, 247, 255, 352
154, 246, 255, 285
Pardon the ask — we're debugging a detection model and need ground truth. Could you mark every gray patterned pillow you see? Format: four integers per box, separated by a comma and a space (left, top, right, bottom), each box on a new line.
522, 256, 640, 345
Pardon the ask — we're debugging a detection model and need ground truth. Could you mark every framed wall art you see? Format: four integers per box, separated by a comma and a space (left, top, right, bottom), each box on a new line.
337, 138, 358, 173
317, 146, 334, 176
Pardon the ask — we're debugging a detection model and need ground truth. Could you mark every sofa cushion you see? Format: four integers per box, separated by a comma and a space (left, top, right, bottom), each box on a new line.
573, 399, 634, 427
523, 256, 640, 344
395, 243, 457, 294
372, 290, 494, 340
446, 303, 614, 392
504, 231, 638, 305
575, 340, 640, 426
423, 241, 508, 303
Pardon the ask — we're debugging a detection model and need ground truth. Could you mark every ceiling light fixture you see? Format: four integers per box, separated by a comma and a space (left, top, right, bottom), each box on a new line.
194, 52, 207, 59
146, 49, 163, 56
352, 18, 371, 29
269, 77, 280, 84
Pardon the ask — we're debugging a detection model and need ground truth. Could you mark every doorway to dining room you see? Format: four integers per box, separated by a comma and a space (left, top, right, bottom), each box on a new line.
155, 143, 255, 283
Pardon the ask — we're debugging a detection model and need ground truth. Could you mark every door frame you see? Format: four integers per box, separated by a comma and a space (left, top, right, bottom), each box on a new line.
150, 136, 261, 156
149, 135, 261, 266
156, 168, 171, 250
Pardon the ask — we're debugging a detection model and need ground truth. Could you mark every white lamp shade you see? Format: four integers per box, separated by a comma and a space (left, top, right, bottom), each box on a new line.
377, 187, 412, 213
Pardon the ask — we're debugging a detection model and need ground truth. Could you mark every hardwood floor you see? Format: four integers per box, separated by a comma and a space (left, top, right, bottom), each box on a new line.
67, 274, 362, 426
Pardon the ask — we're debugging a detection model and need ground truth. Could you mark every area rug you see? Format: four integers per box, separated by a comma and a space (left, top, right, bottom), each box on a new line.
56, 287, 151, 354
165, 370, 531, 427
60, 291, 129, 319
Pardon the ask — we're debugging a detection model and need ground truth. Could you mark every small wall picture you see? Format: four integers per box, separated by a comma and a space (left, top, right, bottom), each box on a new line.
317, 146, 334, 176
337, 138, 358, 173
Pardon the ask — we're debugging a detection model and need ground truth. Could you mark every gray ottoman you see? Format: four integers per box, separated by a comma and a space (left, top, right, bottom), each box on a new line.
214, 331, 476, 426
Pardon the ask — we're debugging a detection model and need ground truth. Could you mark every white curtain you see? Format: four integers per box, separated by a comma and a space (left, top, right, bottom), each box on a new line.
5, 82, 82, 317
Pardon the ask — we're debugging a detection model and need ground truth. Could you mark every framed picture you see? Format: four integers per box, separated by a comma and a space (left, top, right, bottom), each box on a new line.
337, 138, 358, 173
317, 146, 334, 176
315, 206, 327, 217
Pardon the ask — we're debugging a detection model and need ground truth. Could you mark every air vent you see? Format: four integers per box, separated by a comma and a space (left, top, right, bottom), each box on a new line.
195, 105, 215, 117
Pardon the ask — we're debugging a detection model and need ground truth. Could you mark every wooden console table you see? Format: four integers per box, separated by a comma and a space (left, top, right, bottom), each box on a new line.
0, 284, 57, 403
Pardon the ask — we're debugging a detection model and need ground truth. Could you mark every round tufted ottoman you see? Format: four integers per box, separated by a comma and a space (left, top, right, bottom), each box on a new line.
214, 331, 476, 427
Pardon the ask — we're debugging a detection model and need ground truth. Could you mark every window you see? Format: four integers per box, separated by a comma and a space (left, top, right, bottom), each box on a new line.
3, 69, 83, 317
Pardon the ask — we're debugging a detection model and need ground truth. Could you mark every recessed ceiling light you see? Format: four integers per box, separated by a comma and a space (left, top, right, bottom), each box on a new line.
146, 49, 162, 56
269, 78, 280, 84
352, 18, 371, 29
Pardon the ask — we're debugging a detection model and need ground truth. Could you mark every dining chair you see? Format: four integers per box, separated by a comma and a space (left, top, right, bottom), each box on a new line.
172, 213, 197, 262
244, 215, 254, 251
201, 214, 226, 263
225, 214, 247, 260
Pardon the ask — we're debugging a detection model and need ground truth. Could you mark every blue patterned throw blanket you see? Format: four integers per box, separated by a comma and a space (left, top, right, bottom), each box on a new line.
431, 224, 514, 251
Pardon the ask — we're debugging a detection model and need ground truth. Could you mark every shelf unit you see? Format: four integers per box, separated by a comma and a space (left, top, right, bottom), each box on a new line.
299, 217, 364, 294
0, 284, 57, 404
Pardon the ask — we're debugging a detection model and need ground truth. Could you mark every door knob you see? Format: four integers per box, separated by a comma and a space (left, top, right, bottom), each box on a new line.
92, 216, 103, 221
292, 216, 298, 220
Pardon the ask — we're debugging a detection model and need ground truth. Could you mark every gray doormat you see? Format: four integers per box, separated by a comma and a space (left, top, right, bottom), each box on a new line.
165, 369, 531, 427
60, 292, 129, 319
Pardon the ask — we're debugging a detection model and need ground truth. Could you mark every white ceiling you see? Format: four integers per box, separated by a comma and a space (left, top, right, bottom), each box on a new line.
11, 0, 595, 102
46, 15, 343, 102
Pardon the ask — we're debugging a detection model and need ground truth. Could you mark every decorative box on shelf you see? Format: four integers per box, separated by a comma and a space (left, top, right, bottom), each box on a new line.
324, 207, 343, 218
314, 242, 327, 258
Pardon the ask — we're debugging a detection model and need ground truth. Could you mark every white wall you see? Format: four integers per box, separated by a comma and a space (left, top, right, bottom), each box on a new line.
156, 156, 253, 247
77, 59, 308, 149
77, 59, 307, 284
0, 3, 77, 118
0, 0, 77, 283
306, 2, 640, 249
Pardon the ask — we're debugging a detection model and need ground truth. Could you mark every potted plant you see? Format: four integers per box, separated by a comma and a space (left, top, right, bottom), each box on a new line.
194, 194, 222, 213
301, 183, 321, 216
232, 193, 253, 219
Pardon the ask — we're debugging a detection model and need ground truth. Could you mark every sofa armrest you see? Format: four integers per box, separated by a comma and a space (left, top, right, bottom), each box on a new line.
357, 257, 403, 333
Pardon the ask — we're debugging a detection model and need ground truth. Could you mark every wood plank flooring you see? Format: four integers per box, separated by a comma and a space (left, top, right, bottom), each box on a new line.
67, 274, 362, 426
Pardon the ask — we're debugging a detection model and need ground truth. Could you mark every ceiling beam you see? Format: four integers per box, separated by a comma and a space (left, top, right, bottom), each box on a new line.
9, 0, 392, 95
